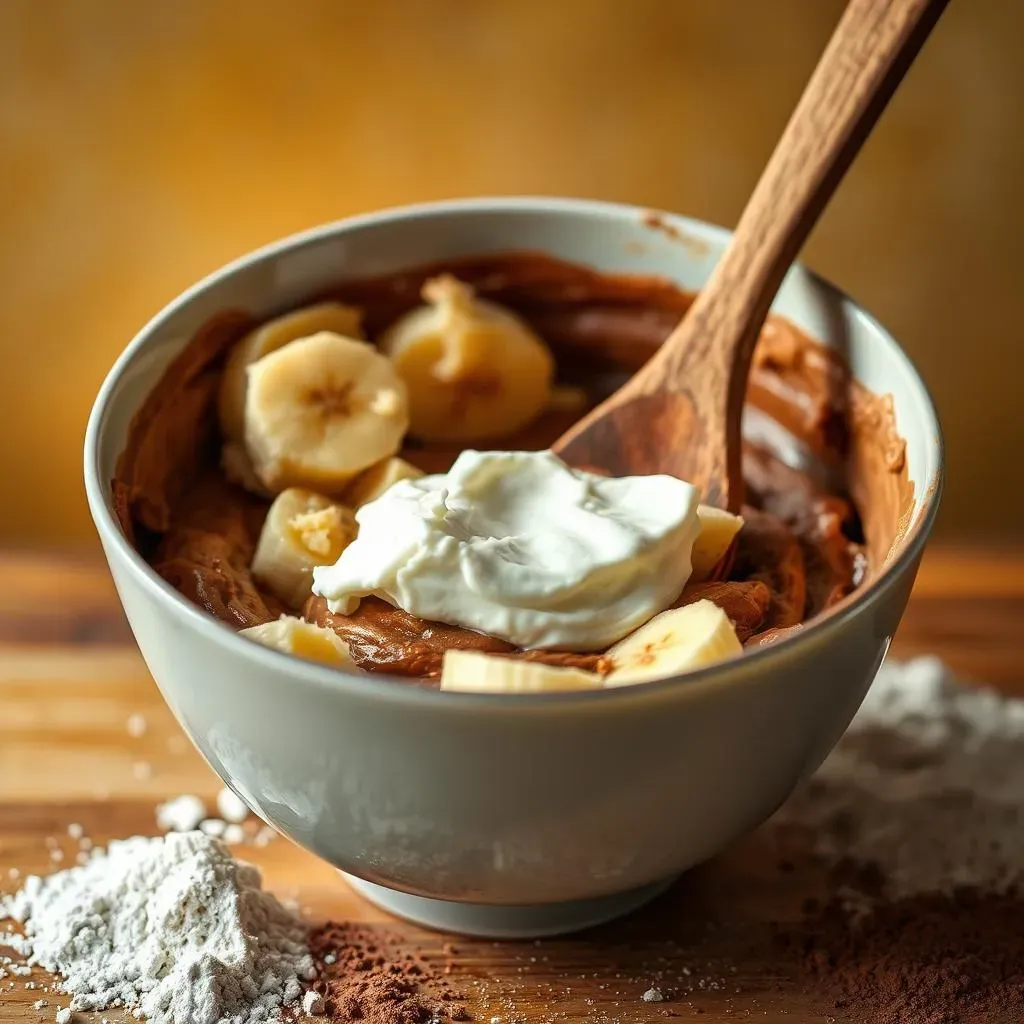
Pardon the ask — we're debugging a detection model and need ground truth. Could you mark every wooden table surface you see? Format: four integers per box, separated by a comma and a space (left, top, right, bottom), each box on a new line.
1, 545, 1022, 1023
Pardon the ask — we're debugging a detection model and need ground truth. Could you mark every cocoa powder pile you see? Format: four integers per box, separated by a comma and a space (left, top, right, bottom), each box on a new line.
782, 885, 1024, 1023
771, 657, 1024, 1022
308, 922, 470, 1024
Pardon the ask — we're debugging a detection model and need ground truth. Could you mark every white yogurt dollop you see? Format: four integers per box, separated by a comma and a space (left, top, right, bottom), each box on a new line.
312, 449, 700, 651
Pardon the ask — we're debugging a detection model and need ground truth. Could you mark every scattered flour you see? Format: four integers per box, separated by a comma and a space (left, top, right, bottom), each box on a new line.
216, 789, 250, 825
301, 990, 323, 1015
155, 795, 207, 833
775, 656, 1024, 900
253, 826, 277, 848
157, 791, 254, 845
222, 824, 246, 846
0, 832, 314, 1024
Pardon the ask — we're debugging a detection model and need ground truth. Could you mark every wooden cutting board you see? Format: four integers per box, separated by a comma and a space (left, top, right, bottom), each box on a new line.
1, 546, 1022, 1023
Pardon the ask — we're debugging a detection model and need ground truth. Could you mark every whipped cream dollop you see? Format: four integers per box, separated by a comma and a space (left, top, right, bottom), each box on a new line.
312, 450, 700, 650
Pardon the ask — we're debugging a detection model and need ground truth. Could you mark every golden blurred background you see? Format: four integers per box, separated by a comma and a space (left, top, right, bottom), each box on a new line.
0, 0, 1020, 544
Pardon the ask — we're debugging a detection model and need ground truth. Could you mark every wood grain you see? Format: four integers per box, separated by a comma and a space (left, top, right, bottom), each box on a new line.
0, 546, 1022, 1023
554, 0, 948, 511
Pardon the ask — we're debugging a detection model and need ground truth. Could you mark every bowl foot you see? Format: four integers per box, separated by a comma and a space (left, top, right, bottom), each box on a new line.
340, 873, 677, 939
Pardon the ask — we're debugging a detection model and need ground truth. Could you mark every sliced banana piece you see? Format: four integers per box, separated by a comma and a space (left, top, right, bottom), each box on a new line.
690, 505, 745, 582
240, 615, 359, 668
218, 302, 364, 442
342, 456, 424, 509
244, 331, 408, 492
221, 440, 272, 497
604, 600, 742, 686
251, 488, 358, 609
440, 649, 603, 694
379, 274, 554, 442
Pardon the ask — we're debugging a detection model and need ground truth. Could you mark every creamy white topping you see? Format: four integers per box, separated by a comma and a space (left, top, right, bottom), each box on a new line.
312, 449, 700, 651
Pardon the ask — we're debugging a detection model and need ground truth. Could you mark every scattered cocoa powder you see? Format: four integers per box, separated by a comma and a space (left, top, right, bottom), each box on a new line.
309, 922, 470, 1024
772, 863, 1024, 1023
765, 659, 1024, 1022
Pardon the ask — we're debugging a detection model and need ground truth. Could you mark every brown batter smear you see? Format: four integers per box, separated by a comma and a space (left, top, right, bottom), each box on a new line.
732, 507, 808, 632
151, 475, 286, 629
113, 251, 914, 682
113, 311, 255, 543
742, 445, 863, 619
672, 580, 772, 644
305, 594, 609, 679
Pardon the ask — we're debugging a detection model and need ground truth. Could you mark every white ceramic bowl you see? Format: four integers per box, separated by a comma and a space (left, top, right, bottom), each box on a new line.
84, 198, 942, 937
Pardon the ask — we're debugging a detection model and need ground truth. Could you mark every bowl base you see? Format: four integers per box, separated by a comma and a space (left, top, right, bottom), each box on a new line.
340, 873, 677, 939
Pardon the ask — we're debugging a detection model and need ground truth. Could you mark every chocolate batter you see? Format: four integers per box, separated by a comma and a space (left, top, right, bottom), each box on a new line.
113, 252, 913, 681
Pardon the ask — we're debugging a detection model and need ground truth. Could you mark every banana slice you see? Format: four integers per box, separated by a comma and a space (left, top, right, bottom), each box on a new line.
251, 488, 358, 609
690, 505, 744, 582
221, 441, 272, 497
379, 275, 554, 442
604, 600, 742, 686
218, 302, 364, 443
440, 649, 603, 694
342, 456, 424, 509
244, 331, 409, 492
240, 615, 358, 668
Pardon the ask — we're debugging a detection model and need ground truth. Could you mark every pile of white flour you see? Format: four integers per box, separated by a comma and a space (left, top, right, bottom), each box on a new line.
1, 832, 314, 1024
775, 655, 1024, 900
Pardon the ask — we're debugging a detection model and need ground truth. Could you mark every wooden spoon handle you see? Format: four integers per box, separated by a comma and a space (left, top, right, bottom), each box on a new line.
682, 0, 949, 381
554, 0, 948, 509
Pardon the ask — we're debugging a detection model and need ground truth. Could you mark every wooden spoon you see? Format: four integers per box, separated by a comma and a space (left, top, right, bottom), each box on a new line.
552, 0, 948, 511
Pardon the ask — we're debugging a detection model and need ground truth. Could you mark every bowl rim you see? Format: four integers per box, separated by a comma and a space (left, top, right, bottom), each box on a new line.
83, 195, 945, 710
